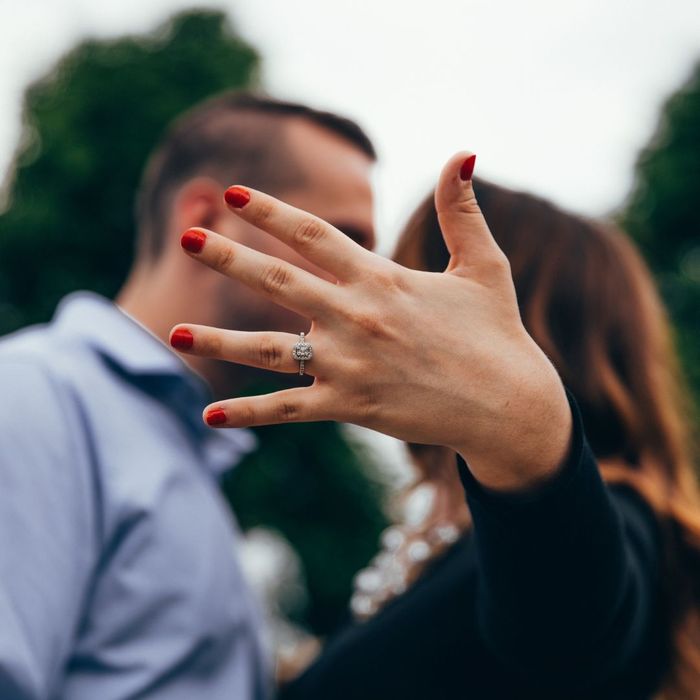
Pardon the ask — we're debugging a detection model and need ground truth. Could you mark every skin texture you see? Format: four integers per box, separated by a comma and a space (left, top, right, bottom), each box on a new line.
172, 152, 574, 492
117, 117, 375, 399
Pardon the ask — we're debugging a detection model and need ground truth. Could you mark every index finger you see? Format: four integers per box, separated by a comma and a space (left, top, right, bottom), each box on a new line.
224, 185, 376, 281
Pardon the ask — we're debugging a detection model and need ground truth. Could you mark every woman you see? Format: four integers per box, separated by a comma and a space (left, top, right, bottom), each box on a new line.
172, 153, 700, 698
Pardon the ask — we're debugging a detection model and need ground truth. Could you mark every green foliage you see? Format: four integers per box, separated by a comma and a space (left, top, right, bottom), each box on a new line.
620, 60, 700, 417
0, 9, 388, 635
0, 9, 259, 332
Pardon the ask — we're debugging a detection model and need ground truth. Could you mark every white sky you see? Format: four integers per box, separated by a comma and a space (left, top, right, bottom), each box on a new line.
0, 0, 699, 253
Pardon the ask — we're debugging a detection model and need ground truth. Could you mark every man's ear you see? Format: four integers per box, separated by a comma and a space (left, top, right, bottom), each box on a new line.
171, 176, 225, 234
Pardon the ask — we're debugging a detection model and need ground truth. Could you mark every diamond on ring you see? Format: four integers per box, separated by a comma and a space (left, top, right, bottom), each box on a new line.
291, 332, 313, 375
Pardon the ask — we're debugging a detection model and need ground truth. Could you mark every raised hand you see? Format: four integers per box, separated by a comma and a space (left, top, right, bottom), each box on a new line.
172, 152, 572, 491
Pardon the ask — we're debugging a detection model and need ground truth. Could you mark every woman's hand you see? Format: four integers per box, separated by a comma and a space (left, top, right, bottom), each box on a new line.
172, 152, 572, 491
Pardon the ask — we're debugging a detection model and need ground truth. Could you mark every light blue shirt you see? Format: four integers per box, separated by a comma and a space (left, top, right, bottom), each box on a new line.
0, 292, 270, 699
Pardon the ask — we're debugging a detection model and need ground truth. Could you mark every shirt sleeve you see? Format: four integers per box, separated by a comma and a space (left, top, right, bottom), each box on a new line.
0, 361, 98, 699
457, 385, 663, 690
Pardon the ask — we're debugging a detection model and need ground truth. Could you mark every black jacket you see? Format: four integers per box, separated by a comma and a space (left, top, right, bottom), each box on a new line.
280, 388, 669, 699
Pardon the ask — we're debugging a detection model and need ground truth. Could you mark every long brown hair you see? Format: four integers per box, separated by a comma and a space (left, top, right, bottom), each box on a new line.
393, 180, 700, 699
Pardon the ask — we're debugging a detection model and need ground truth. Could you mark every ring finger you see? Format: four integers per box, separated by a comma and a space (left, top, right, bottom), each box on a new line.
170, 324, 321, 376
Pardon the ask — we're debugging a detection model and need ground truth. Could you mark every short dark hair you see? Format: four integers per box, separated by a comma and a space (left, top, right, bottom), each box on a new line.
135, 91, 376, 258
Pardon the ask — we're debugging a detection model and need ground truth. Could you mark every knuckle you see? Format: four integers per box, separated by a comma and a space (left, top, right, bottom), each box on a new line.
216, 245, 236, 271
292, 217, 326, 249
482, 250, 512, 278
373, 266, 408, 293
348, 310, 390, 340
258, 336, 282, 369
203, 333, 223, 357
260, 263, 291, 295
241, 403, 257, 426
277, 401, 299, 422
357, 386, 380, 422
455, 199, 483, 218
496, 250, 511, 273
253, 198, 275, 227
451, 187, 483, 217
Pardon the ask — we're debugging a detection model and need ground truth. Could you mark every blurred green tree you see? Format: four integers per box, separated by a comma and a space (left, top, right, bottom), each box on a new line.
0, 8, 388, 635
0, 9, 258, 329
620, 60, 700, 423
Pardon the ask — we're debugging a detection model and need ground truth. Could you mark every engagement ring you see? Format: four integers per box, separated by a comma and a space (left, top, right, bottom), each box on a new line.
291, 332, 313, 375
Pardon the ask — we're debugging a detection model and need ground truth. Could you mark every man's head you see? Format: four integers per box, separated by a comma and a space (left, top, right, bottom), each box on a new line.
124, 92, 377, 393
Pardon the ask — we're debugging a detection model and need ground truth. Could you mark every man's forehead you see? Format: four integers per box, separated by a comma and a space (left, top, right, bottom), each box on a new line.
284, 117, 374, 178
267, 117, 376, 249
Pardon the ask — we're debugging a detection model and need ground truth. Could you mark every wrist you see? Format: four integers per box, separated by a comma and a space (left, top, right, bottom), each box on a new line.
456, 366, 573, 493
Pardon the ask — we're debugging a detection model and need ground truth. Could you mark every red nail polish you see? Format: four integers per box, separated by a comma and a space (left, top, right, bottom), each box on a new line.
170, 328, 193, 351
224, 186, 251, 209
181, 229, 206, 253
205, 408, 227, 426
459, 155, 477, 182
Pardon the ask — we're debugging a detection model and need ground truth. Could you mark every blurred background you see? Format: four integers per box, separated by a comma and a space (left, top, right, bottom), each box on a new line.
0, 0, 698, 653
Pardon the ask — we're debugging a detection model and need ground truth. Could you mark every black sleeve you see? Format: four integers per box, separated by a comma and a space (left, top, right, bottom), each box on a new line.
457, 385, 663, 689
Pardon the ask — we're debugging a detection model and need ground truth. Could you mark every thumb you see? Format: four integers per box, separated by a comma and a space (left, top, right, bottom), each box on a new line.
435, 151, 506, 276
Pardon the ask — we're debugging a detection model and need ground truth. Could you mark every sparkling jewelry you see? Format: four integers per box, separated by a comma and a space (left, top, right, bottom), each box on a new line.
291, 332, 313, 375
350, 521, 462, 622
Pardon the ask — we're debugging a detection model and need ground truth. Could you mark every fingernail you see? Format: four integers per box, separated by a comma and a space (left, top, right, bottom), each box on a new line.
205, 408, 227, 426
170, 328, 193, 351
224, 186, 251, 209
459, 154, 477, 182
181, 229, 206, 253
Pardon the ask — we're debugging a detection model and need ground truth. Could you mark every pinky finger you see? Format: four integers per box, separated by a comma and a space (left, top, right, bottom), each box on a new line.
203, 387, 329, 428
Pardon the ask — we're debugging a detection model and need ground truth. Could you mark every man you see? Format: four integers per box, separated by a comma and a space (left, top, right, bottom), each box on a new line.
0, 93, 376, 699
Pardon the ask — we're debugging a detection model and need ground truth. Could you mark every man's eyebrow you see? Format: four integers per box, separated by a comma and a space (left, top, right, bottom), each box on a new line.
332, 222, 375, 250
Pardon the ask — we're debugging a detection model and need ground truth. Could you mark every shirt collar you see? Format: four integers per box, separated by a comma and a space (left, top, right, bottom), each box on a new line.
53, 291, 257, 476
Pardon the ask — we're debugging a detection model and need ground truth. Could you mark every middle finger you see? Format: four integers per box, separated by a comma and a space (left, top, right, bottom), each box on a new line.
181, 227, 337, 318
